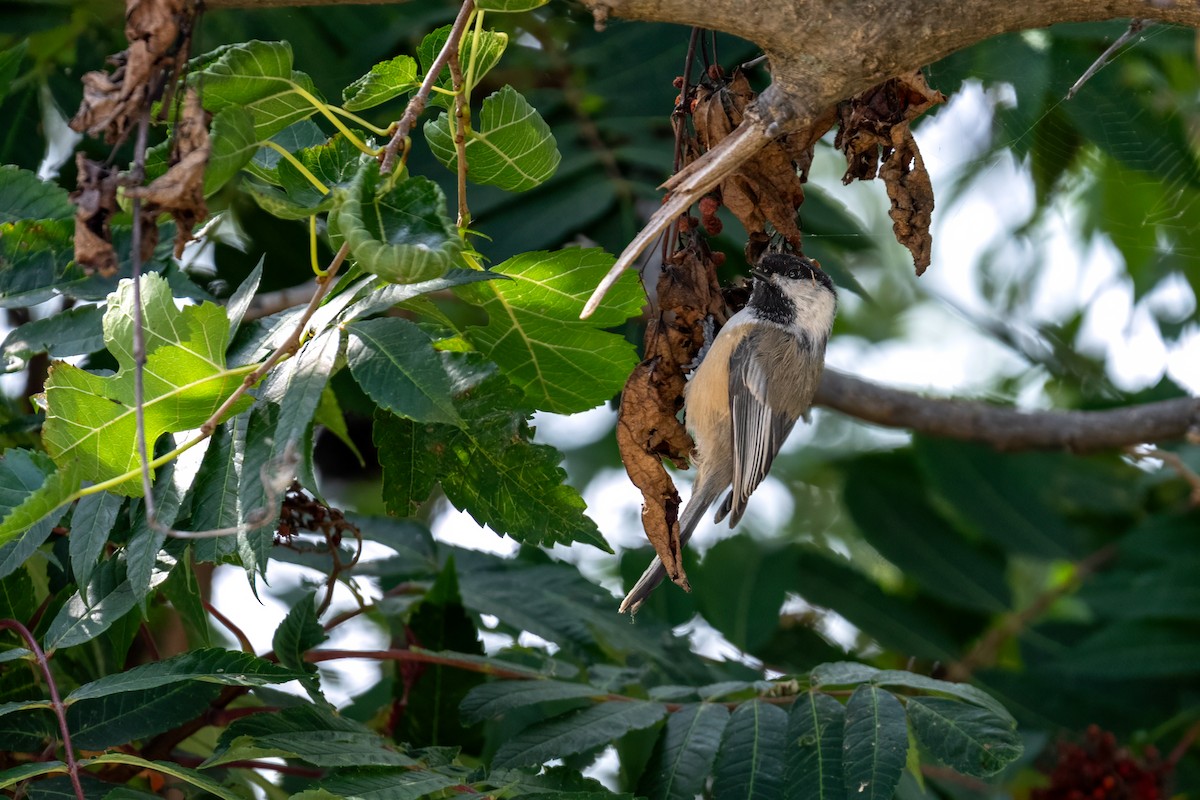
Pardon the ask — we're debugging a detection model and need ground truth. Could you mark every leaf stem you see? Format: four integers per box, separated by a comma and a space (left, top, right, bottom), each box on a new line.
261, 140, 330, 195
309, 215, 323, 276
327, 104, 391, 136
0, 619, 84, 800
290, 82, 378, 156
380, 0, 475, 174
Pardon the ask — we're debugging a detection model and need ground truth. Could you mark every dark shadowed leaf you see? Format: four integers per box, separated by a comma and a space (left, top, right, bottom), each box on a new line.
906, 697, 1022, 778
640, 702, 730, 800
786, 692, 845, 800
492, 701, 666, 769
712, 700, 788, 800
842, 685, 907, 800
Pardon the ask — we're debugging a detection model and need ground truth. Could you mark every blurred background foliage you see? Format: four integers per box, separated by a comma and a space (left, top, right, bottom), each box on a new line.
3, 0, 1200, 796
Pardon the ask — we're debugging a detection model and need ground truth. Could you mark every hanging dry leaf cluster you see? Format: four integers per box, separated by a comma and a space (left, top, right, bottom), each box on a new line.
68, 0, 208, 275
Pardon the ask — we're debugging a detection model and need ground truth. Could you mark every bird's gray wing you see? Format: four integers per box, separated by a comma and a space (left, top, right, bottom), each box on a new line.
723, 328, 807, 526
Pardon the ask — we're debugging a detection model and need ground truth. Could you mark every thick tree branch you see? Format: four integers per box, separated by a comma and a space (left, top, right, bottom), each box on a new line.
816, 370, 1200, 453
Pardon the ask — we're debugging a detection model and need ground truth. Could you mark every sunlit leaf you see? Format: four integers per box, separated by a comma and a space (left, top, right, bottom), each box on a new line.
417, 25, 508, 110
342, 54, 419, 111
347, 317, 462, 425
189, 40, 321, 139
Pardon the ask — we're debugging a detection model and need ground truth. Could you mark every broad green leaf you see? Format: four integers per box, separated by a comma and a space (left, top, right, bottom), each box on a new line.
68, 681, 221, 750
476, 0, 549, 9
640, 703, 730, 800
189, 40, 322, 139
870, 670, 1013, 724
68, 491, 123, 589
208, 705, 414, 767
272, 591, 327, 701
712, 700, 788, 800
492, 700, 666, 769
375, 360, 610, 551
844, 454, 1010, 613
342, 54, 419, 111
2, 304, 105, 370
426, 85, 561, 191
83, 753, 245, 800
205, 106, 259, 195
0, 165, 72, 223
42, 274, 252, 495
0, 41, 27, 107
0, 458, 79, 547
0, 698, 52, 720
457, 249, 642, 413
0, 219, 76, 310
245, 120, 326, 184
336, 268, 506, 325
66, 647, 307, 701
330, 163, 460, 284
347, 317, 462, 425
785, 692, 845, 800
418, 25, 508, 110
248, 132, 364, 219
321, 769, 459, 800
842, 686, 907, 800
44, 555, 172, 652
460, 679, 601, 725
906, 697, 1022, 778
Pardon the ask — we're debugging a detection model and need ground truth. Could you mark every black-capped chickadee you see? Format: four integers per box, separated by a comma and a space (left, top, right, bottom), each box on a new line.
620, 252, 837, 614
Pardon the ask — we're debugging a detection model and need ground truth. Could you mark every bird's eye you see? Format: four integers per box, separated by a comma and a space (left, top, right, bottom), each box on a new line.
787, 269, 800, 279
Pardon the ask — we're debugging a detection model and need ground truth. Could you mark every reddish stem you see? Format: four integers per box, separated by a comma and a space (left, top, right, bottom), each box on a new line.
204, 601, 255, 654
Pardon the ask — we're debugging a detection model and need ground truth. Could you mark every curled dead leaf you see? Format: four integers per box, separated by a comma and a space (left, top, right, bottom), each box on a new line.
70, 154, 122, 277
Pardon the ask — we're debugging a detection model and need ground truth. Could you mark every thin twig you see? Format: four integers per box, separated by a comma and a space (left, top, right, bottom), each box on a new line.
130, 111, 155, 512
448, 48, 470, 228
380, 0, 475, 175
1127, 444, 1200, 505
204, 601, 255, 653
1066, 19, 1153, 100
306, 647, 537, 680
0, 620, 84, 800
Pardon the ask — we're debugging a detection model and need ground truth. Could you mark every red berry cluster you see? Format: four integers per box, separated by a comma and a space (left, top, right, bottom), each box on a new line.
1033, 725, 1170, 800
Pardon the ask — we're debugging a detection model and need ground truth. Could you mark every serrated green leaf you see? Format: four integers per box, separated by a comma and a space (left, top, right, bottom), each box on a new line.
208, 705, 414, 768
810, 662, 881, 689
785, 692, 845, 800
273, 591, 328, 702
870, 670, 1013, 724
83, 753, 245, 800
320, 769, 459, 800
225, 260, 263, 344
457, 249, 641, 413
906, 697, 1022, 778
0, 218, 76, 310
43, 554, 172, 652
426, 85, 560, 191
418, 26, 508, 111
261, 327, 340, 457
0, 40, 27, 107
640, 703, 730, 800
189, 40, 321, 140
0, 450, 62, 576
330, 163, 460, 284
337, 268, 506, 325
842, 686, 907, 800
2, 304, 105, 370
0, 165, 72, 224
476, 0, 549, 10
127, 439, 205, 599
693, 539, 798, 653
0, 458, 79, 547
235, 402, 280, 577
347, 317, 462, 425
492, 700, 666, 769
68, 681, 221, 750
460, 680, 602, 725
343, 54, 419, 111
68, 491, 123, 589
712, 700, 788, 800
41, 274, 252, 495
375, 360, 610, 551
66, 647, 307, 701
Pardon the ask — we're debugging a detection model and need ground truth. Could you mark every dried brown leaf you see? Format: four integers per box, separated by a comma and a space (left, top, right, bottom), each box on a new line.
70, 154, 122, 277
881, 128, 935, 275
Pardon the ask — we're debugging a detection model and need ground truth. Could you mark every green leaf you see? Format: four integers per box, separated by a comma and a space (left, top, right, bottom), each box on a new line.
457, 249, 641, 413
189, 40, 322, 139
492, 701, 666, 769
347, 317, 462, 425
844, 454, 1011, 613
0, 762, 67, 790
342, 55, 419, 111
0, 40, 27, 107
273, 591, 328, 701
320, 769, 459, 800
68, 491, 123, 589
460, 680, 602, 725
810, 662, 881, 688
785, 692, 845, 800
426, 85, 561, 191
261, 328, 340, 455
640, 703, 730, 800
870, 670, 1014, 724
245, 121, 326, 184
249, 132, 363, 219
375, 361, 610, 551
0, 165, 72, 223
66, 647, 306, 701
208, 705, 414, 768
693, 539, 799, 653
336, 268, 506, 325
906, 697, 1022, 778
1050, 620, 1200, 678
842, 686, 907, 800
68, 681, 221, 750
235, 403, 281, 577
83, 753, 245, 800
0, 459, 79, 548
225, 259, 263, 344
159, 554, 212, 647
0, 450, 63, 576
712, 700, 788, 800
418, 25, 508, 111
43, 555, 169, 652
2, 305, 105, 370
127, 441, 202, 599
476, 0, 549, 9
330, 163, 460, 284
0, 567, 34, 622
205, 106, 259, 195
41, 273, 252, 495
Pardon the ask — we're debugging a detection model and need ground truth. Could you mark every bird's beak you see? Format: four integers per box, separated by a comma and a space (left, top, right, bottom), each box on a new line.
750, 266, 771, 281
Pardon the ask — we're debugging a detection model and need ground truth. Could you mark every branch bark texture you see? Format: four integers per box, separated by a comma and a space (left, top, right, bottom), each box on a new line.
816, 370, 1200, 453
